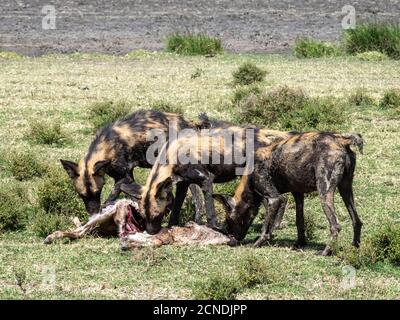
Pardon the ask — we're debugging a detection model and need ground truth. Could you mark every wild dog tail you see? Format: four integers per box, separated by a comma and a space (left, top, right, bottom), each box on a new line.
339, 132, 364, 154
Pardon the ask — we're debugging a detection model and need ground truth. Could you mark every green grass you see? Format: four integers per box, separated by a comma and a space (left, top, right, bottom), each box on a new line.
343, 24, 400, 59
294, 38, 340, 58
87, 100, 132, 131
166, 33, 223, 56
0, 53, 399, 299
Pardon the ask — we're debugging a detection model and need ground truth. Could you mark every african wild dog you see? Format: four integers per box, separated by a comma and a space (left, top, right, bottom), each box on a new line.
60, 109, 204, 215
122, 126, 292, 235
214, 132, 364, 256
44, 199, 235, 249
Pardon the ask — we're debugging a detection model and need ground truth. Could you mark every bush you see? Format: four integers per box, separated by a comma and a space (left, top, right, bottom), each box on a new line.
232, 62, 267, 85
232, 84, 262, 104
166, 33, 223, 56
356, 51, 389, 61
304, 212, 317, 241
294, 38, 340, 58
236, 254, 273, 287
30, 209, 71, 238
343, 24, 400, 59
88, 100, 132, 130
151, 100, 183, 115
192, 274, 240, 300
6, 151, 47, 181
37, 166, 85, 219
234, 85, 346, 131
379, 89, 400, 109
28, 121, 67, 146
0, 50, 23, 59
348, 88, 375, 107
337, 223, 400, 268
0, 184, 32, 232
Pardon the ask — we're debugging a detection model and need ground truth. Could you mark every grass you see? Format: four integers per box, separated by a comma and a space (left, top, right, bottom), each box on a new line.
294, 38, 340, 58
233, 85, 347, 131
0, 53, 399, 299
5, 151, 47, 181
28, 121, 67, 146
166, 33, 223, 56
379, 89, 400, 110
343, 24, 400, 59
88, 100, 132, 131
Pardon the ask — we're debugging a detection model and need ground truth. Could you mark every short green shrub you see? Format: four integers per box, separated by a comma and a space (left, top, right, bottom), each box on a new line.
192, 274, 240, 300
348, 88, 375, 107
343, 24, 400, 59
356, 51, 389, 61
88, 100, 132, 130
304, 212, 317, 241
37, 166, 85, 219
28, 121, 67, 146
6, 151, 47, 181
151, 100, 183, 115
236, 254, 274, 287
232, 84, 262, 104
30, 209, 71, 238
234, 85, 346, 131
294, 38, 340, 58
379, 89, 400, 109
166, 33, 223, 56
233, 62, 267, 85
0, 50, 23, 60
337, 222, 400, 268
0, 184, 32, 232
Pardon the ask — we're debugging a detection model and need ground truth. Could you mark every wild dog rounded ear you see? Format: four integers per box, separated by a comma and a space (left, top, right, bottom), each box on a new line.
60, 159, 79, 179
120, 183, 143, 199
212, 194, 236, 212
93, 160, 111, 175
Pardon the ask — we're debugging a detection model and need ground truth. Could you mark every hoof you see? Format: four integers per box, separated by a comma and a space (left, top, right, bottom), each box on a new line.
43, 237, 53, 245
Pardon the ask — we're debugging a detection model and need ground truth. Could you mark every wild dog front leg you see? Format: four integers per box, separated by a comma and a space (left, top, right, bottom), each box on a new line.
201, 173, 218, 229
254, 195, 285, 247
262, 196, 288, 231
44, 209, 117, 244
168, 182, 190, 227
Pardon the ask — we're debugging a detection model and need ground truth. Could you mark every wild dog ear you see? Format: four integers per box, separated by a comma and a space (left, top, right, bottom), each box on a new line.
213, 194, 236, 213
60, 159, 79, 179
156, 178, 173, 198
120, 183, 143, 200
93, 160, 111, 175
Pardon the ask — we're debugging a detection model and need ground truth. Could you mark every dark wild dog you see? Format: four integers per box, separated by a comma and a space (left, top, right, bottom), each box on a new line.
122, 126, 292, 235
60, 109, 204, 215
214, 132, 364, 256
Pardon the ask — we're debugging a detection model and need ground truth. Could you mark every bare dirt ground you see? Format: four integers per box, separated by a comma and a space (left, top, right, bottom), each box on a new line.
1, 0, 399, 56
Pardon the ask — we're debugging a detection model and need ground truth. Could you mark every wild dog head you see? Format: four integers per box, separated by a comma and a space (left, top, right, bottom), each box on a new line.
120, 179, 175, 235
213, 175, 262, 241
60, 159, 110, 215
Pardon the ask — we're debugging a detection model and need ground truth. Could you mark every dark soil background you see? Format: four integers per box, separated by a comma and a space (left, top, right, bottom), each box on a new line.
1, 0, 399, 56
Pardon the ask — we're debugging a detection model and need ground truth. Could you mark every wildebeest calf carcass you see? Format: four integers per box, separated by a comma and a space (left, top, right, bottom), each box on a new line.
43, 199, 236, 249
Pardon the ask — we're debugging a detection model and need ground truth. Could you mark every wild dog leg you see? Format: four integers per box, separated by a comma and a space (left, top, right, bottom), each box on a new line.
168, 182, 190, 227
254, 195, 285, 247
201, 173, 218, 228
338, 181, 363, 247
262, 196, 288, 230
292, 192, 306, 248
190, 184, 204, 224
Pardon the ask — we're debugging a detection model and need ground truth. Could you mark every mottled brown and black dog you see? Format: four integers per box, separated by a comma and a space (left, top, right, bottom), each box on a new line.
60, 109, 204, 215
214, 132, 364, 256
